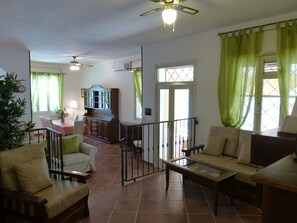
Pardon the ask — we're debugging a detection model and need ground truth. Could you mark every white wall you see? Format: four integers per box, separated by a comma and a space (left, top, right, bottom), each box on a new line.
142, 11, 297, 144
0, 45, 31, 122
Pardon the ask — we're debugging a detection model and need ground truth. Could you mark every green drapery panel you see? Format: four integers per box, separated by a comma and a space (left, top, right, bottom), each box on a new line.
218, 28, 263, 127
133, 68, 142, 104
277, 20, 297, 116
31, 72, 64, 112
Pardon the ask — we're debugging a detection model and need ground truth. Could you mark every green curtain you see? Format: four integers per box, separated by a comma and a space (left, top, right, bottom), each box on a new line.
133, 68, 142, 104
277, 20, 297, 116
31, 73, 42, 112
218, 28, 263, 127
31, 72, 64, 112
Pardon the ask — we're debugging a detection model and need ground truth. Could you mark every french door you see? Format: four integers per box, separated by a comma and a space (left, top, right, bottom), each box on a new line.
155, 64, 195, 161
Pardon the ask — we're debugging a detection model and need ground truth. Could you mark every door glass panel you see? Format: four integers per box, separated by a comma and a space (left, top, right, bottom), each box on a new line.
159, 89, 169, 160
174, 89, 189, 119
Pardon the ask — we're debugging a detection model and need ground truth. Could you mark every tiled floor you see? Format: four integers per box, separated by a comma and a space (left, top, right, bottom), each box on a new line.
82, 136, 262, 223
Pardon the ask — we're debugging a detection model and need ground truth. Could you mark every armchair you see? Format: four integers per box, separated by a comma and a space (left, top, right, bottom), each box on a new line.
61, 134, 97, 172
0, 143, 90, 223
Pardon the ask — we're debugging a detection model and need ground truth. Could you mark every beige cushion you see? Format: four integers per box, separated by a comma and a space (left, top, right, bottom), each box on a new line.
223, 138, 238, 157
190, 153, 233, 166
236, 130, 253, 157
35, 180, 89, 219
0, 143, 46, 191
63, 153, 90, 166
237, 142, 252, 165
202, 135, 226, 157
209, 126, 240, 157
14, 157, 52, 194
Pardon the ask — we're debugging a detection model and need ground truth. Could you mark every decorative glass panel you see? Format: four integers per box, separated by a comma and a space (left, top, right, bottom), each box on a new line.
158, 65, 194, 82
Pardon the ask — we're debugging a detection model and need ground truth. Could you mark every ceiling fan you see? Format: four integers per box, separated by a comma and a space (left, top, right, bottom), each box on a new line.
140, 0, 199, 30
69, 56, 92, 71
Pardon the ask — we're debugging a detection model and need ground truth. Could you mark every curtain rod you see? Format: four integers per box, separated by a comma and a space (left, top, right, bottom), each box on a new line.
31, 71, 65, 75
218, 18, 296, 36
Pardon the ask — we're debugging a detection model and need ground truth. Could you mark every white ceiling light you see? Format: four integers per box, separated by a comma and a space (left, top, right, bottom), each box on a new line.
70, 56, 81, 71
162, 5, 177, 25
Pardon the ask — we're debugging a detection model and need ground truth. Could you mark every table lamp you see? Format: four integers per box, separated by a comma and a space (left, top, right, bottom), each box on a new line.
69, 100, 78, 117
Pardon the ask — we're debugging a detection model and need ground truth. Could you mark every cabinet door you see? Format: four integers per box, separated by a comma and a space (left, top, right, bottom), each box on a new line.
81, 89, 89, 107
91, 119, 98, 137
96, 120, 103, 139
102, 122, 110, 140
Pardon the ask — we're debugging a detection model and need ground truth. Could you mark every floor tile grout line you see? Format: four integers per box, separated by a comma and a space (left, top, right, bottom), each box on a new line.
133, 189, 143, 223
107, 199, 119, 223
181, 179, 191, 223
201, 186, 216, 223
233, 204, 244, 223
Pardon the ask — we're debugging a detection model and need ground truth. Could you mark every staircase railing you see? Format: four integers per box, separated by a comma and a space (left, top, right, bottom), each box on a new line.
121, 117, 198, 185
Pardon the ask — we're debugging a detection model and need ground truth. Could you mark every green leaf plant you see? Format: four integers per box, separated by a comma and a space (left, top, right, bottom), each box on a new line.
0, 73, 35, 151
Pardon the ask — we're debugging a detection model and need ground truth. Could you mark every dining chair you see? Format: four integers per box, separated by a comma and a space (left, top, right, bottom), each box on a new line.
45, 118, 54, 129
73, 120, 84, 135
73, 114, 78, 121
39, 116, 47, 138
78, 115, 85, 121
49, 114, 59, 120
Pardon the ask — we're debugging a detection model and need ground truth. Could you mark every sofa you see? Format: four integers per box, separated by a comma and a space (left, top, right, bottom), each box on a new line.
59, 134, 98, 173
183, 126, 262, 205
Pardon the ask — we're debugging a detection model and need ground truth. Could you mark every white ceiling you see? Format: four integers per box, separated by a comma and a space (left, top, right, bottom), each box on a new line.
0, 0, 297, 65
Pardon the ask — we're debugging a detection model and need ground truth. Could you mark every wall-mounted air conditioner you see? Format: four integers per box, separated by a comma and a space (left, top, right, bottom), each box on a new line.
112, 62, 130, 72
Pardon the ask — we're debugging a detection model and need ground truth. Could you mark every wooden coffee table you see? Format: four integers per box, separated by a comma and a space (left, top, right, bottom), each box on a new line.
164, 157, 237, 215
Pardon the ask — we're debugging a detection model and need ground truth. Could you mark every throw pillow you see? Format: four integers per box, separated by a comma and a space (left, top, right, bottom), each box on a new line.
202, 135, 226, 157
237, 142, 251, 165
223, 138, 238, 157
62, 135, 79, 154
14, 157, 52, 194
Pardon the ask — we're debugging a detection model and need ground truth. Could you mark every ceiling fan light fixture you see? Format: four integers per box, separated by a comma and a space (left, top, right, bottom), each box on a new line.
162, 7, 177, 25
70, 63, 80, 71
69, 56, 81, 71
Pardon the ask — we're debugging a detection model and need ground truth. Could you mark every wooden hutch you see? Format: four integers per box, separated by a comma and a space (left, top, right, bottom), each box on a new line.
81, 85, 119, 144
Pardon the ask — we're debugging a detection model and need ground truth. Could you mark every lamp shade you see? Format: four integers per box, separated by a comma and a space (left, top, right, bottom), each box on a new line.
69, 100, 78, 109
162, 8, 177, 25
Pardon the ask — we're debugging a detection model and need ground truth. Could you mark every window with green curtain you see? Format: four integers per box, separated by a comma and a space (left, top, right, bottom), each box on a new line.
277, 20, 297, 116
31, 72, 64, 112
133, 68, 142, 119
218, 28, 263, 127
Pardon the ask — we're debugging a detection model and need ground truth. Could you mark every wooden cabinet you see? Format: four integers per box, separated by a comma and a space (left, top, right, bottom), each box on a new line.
252, 154, 297, 223
82, 85, 119, 144
251, 128, 296, 167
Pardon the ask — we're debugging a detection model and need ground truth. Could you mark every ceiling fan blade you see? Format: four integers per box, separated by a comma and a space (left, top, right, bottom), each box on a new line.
175, 5, 199, 15
140, 8, 162, 16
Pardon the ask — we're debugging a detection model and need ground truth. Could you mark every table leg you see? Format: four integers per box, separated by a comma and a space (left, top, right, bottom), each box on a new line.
165, 165, 169, 191
214, 185, 219, 215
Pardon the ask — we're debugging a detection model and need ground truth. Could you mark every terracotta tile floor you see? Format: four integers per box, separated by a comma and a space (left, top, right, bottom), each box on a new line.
82, 136, 262, 223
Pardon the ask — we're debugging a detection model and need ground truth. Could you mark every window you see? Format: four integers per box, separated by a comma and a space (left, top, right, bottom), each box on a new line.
241, 57, 297, 131
31, 72, 64, 113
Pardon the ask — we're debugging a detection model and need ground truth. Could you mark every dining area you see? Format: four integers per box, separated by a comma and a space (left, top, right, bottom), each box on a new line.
40, 115, 91, 136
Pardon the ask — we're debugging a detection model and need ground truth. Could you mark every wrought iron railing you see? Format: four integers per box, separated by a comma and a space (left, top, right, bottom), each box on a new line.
27, 127, 63, 179
121, 117, 198, 185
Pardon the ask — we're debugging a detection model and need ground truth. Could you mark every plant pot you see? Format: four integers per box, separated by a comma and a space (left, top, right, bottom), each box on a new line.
61, 118, 65, 123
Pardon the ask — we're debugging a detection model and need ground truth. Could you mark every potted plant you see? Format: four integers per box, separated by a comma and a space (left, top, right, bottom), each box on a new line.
56, 108, 68, 123
0, 73, 35, 151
